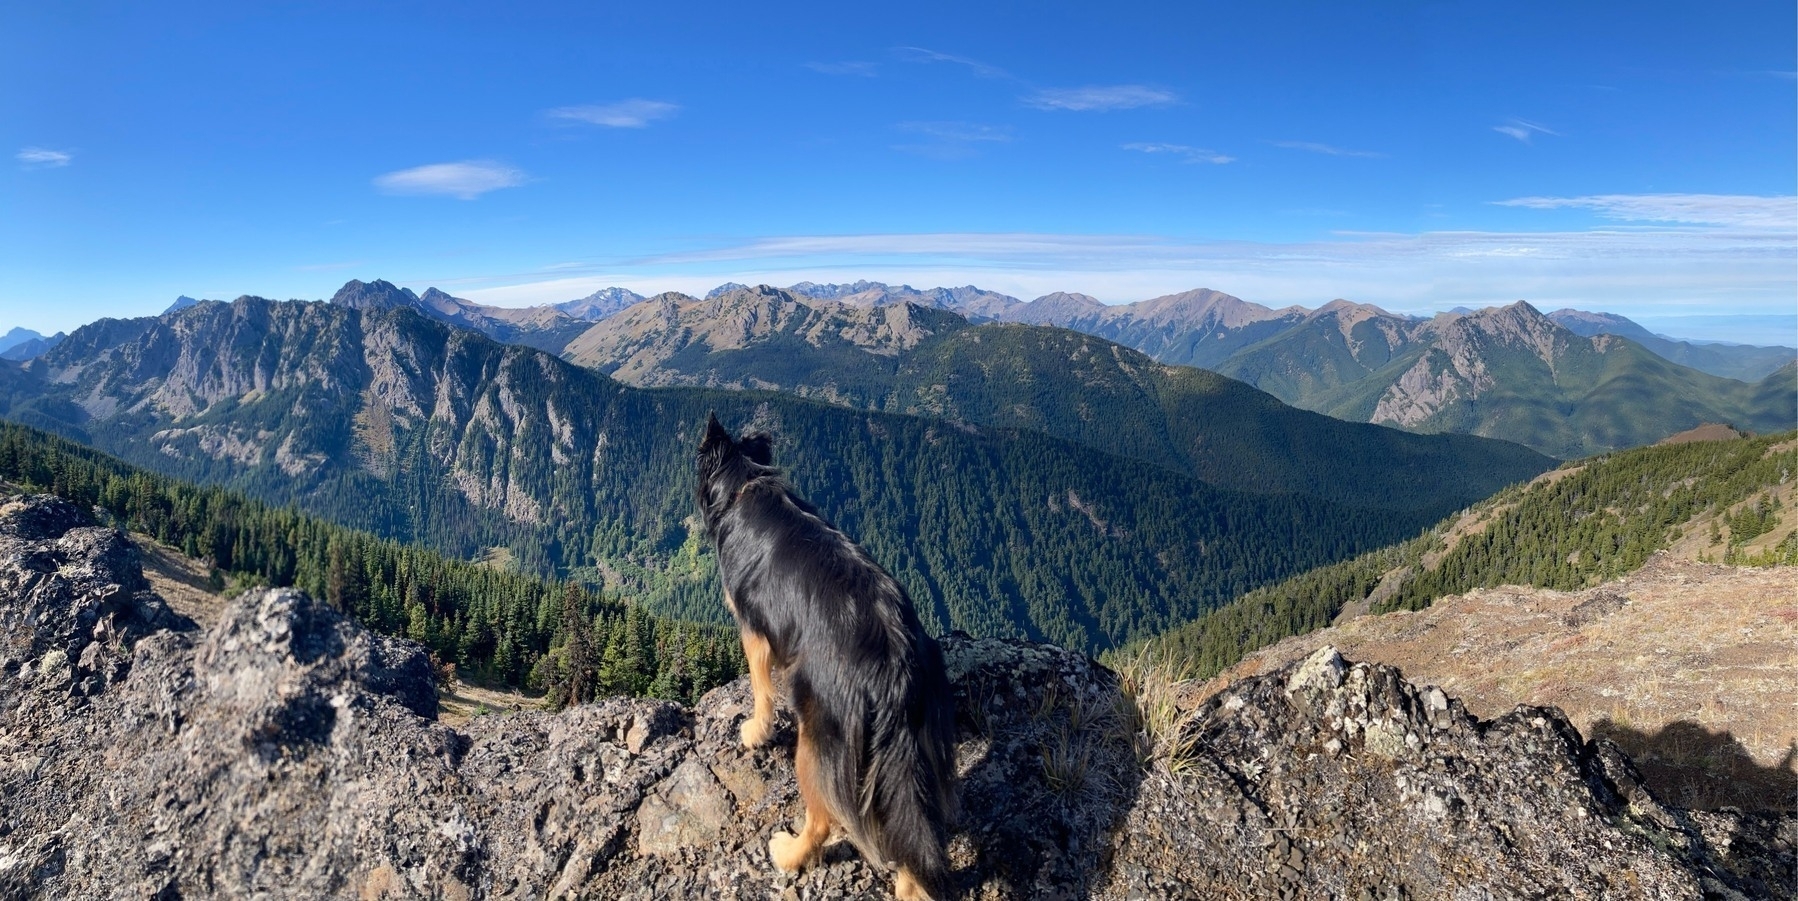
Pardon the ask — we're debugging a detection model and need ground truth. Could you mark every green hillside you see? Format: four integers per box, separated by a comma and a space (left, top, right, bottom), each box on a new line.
0, 298, 1471, 653
1031, 297, 1796, 459
1140, 431, 1798, 679
565, 293, 1553, 516
0, 420, 743, 703
1308, 332, 1794, 459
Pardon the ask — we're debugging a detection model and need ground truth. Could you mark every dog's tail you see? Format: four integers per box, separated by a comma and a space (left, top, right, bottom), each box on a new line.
812, 632, 957, 899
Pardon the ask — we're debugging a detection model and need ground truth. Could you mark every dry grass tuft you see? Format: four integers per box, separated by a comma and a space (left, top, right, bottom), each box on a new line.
1109, 645, 1203, 775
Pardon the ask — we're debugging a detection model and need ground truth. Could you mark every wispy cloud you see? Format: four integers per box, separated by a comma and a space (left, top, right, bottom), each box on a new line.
1122, 142, 1233, 164
1493, 119, 1559, 143
17, 147, 72, 168
1024, 85, 1178, 111
1271, 140, 1385, 159
891, 46, 1015, 80
373, 161, 526, 200
893, 121, 1013, 159
448, 222, 1796, 336
892, 47, 1178, 117
547, 99, 680, 128
807, 61, 878, 77
1495, 193, 1797, 230
900, 121, 1012, 142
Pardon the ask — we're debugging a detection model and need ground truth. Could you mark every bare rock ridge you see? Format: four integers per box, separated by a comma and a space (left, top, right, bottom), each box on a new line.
1, 494, 1790, 899
560, 285, 965, 382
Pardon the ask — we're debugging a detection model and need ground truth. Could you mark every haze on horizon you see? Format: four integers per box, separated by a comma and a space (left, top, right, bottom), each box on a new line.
3, 2, 1794, 345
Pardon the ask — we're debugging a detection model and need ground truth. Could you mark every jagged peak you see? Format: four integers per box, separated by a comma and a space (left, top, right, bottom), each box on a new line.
555, 288, 647, 320
704, 283, 800, 308
329, 279, 418, 310
1460, 299, 1545, 320
164, 295, 202, 315
786, 279, 892, 298
703, 282, 752, 300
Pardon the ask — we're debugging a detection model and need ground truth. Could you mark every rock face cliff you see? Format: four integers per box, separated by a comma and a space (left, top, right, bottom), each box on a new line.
1, 493, 1790, 900
560, 286, 965, 383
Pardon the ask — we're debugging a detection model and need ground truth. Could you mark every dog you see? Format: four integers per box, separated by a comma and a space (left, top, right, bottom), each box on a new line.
695, 413, 957, 901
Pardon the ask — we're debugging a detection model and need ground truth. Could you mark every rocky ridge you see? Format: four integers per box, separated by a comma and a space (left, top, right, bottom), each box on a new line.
1547, 309, 1796, 382
330, 279, 590, 353
560, 286, 966, 383
1199, 556, 1798, 813
1, 493, 1791, 899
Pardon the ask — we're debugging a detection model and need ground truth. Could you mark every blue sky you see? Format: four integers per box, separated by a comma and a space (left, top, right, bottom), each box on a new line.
4, 1, 1794, 343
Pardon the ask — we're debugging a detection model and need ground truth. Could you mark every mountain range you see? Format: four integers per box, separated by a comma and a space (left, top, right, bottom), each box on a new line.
0, 327, 65, 362
153, 279, 1798, 388
561, 284, 1551, 512
176, 278, 1789, 458
0, 294, 1547, 652
1198, 299, 1794, 458
555, 282, 1792, 459
1544, 308, 1795, 382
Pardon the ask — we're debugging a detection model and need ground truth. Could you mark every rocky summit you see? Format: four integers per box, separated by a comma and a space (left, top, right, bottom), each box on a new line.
0, 493, 1791, 899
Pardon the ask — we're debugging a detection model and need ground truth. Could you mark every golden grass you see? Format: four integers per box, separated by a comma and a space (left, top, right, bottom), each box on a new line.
1200, 560, 1798, 810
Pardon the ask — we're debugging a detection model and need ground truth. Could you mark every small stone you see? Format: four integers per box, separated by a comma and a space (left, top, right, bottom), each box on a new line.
625, 717, 653, 754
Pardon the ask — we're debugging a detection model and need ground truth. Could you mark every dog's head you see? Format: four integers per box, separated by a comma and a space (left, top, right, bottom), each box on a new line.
695, 412, 775, 530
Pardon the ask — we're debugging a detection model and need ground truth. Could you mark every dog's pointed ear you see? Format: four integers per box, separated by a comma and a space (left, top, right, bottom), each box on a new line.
701, 412, 731, 451
740, 432, 774, 466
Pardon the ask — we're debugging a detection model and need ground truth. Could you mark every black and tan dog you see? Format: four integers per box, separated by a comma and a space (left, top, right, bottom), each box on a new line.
695, 413, 957, 901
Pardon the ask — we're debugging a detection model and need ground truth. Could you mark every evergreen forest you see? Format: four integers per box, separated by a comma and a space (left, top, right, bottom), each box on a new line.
1139, 431, 1798, 680
0, 420, 743, 707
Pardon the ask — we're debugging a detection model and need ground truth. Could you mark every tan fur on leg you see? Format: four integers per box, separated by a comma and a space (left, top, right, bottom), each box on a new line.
770, 727, 833, 872
739, 628, 775, 749
894, 868, 934, 901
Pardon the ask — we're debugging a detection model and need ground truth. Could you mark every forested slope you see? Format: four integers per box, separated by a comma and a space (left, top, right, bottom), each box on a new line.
0, 420, 741, 702
1141, 431, 1798, 679
562, 287, 1552, 514
0, 298, 1456, 652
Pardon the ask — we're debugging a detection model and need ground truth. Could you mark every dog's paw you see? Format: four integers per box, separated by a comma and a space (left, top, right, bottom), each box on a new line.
740, 715, 773, 749
768, 831, 812, 872
894, 869, 934, 901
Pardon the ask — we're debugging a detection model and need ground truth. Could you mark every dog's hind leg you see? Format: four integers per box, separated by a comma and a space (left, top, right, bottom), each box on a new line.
768, 725, 833, 873
739, 627, 776, 749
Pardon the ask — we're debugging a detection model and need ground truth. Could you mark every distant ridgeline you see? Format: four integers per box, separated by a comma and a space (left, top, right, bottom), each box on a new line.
0, 297, 1551, 653
1141, 431, 1798, 680
0, 420, 743, 705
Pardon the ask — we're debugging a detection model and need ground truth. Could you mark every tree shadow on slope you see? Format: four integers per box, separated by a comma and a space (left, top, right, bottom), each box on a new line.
1590, 718, 1796, 812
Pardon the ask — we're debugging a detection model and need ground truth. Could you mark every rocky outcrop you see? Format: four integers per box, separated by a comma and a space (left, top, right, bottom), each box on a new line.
0, 493, 1791, 899
1194, 557, 1798, 814
328, 280, 590, 354
784, 282, 1024, 322
560, 286, 966, 383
